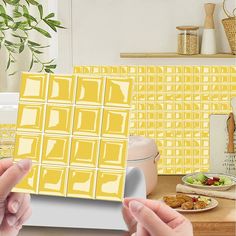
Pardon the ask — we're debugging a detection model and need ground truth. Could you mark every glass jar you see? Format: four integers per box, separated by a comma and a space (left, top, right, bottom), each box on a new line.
0, 93, 18, 159
176, 26, 199, 55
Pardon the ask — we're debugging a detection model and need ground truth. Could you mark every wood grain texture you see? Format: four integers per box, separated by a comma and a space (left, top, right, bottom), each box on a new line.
120, 52, 236, 58
192, 222, 236, 236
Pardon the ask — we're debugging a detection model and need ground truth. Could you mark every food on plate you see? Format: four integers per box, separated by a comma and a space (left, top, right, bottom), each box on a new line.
194, 201, 207, 210
186, 173, 233, 186
176, 193, 193, 202
163, 194, 211, 210
181, 201, 194, 210
163, 196, 184, 208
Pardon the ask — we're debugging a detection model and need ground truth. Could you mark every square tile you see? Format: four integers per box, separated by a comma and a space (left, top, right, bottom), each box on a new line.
20, 73, 47, 101
13, 165, 39, 193
42, 135, 70, 165
73, 106, 102, 136
74, 65, 234, 174
70, 137, 99, 167
67, 168, 96, 199
104, 78, 133, 107
17, 103, 44, 132
45, 104, 72, 134
14, 133, 41, 162
96, 170, 125, 201
102, 108, 129, 138
39, 166, 67, 196
76, 77, 105, 105
48, 74, 76, 104
98, 139, 127, 169
14, 73, 132, 200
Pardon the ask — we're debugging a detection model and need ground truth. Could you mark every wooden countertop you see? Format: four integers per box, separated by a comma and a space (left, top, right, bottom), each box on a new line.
148, 175, 236, 236
19, 175, 236, 236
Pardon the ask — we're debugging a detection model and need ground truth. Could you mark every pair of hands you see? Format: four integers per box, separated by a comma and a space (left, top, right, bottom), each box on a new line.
0, 158, 193, 236
0, 158, 32, 236
122, 198, 193, 236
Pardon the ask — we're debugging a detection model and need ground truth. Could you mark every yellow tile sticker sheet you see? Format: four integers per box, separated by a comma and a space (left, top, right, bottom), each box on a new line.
74, 65, 236, 175
13, 73, 133, 201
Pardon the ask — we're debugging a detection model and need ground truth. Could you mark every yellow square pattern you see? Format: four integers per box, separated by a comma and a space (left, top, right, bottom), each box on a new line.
14, 72, 132, 201
67, 168, 96, 198
74, 65, 235, 175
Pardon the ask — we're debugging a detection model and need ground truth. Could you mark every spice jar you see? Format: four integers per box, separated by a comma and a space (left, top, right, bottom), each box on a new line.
176, 26, 199, 55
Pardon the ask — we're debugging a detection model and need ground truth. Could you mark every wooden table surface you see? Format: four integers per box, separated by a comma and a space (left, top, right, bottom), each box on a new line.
149, 175, 236, 236
19, 175, 236, 236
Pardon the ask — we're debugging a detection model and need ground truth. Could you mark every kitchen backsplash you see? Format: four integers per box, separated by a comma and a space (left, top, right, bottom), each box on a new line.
74, 65, 236, 174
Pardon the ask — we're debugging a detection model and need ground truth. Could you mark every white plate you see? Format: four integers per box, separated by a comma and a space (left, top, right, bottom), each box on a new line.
161, 194, 218, 213
182, 172, 236, 191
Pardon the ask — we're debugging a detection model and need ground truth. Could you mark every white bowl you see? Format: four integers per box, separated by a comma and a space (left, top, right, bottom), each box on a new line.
182, 172, 236, 191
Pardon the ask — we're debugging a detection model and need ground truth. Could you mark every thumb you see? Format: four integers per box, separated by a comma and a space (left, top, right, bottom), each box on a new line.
129, 200, 174, 236
0, 159, 32, 199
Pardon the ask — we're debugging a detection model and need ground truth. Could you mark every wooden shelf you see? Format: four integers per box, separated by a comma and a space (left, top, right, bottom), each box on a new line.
120, 52, 236, 58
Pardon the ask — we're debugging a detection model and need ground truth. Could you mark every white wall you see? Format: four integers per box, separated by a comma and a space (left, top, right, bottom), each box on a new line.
57, 0, 236, 72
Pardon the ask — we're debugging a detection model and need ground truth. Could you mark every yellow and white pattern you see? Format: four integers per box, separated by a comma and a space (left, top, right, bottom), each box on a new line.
13, 72, 133, 201
74, 65, 236, 175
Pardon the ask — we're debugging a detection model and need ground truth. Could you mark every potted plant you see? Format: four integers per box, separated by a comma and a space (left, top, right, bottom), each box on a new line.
0, 0, 64, 91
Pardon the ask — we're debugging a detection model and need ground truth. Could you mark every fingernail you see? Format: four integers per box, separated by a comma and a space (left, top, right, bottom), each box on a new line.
7, 215, 16, 226
129, 201, 143, 213
17, 159, 32, 172
11, 201, 20, 213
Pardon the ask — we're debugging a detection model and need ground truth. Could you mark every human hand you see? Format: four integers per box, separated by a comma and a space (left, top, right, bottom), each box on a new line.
122, 198, 193, 236
0, 158, 32, 236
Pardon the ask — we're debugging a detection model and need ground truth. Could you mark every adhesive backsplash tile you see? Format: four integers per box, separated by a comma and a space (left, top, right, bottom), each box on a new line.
13, 73, 133, 201
74, 66, 236, 175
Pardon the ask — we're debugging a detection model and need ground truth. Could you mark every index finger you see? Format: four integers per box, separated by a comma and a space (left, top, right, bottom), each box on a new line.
0, 159, 32, 199
124, 198, 183, 223
0, 158, 13, 176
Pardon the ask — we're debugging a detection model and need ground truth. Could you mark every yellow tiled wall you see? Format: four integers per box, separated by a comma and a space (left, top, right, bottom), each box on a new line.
74, 66, 236, 175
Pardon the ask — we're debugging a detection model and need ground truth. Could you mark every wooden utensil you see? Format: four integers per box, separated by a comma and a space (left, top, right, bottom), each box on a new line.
227, 112, 235, 153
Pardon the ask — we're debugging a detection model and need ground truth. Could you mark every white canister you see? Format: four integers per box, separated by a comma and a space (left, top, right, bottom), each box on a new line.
127, 136, 160, 195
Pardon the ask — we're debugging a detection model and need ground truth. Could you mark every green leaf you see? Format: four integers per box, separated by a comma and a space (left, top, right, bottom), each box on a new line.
44, 13, 55, 19
29, 57, 33, 70
45, 64, 56, 69
0, 5, 6, 14
5, 40, 14, 46
34, 26, 51, 38
45, 68, 53, 73
6, 57, 10, 70
4, 0, 19, 5
19, 44, 24, 53
13, 9, 22, 18
27, 0, 39, 6
47, 19, 61, 26
12, 21, 22, 31
23, 13, 37, 23
22, 5, 29, 15
33, 49, 43, 54
38, 4, 43, 19
28, 40, 41, 46
43, 19, 57, 32
0, 13, 14, 22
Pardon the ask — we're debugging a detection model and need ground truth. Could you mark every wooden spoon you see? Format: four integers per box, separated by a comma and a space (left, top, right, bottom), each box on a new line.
227, 113, 235, 153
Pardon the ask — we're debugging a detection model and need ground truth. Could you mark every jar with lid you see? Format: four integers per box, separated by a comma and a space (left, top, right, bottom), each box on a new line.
0, 93, 18, 159
176, 26, 199, 55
